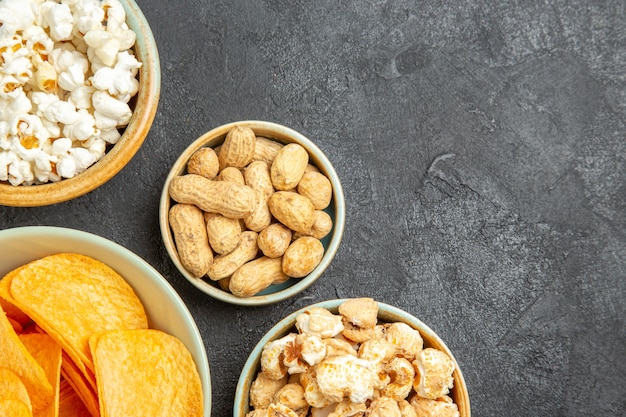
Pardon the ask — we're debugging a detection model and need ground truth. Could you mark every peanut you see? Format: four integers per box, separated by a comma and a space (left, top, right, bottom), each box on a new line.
169, 174, 256, 219
243, 161, 274, 232
217, 277, 230, 291
218, 125, 256, 169
270, 143, 309, 190
244, 190, 272, 232
305, 163, 320, 173
258, 223, 292, 258
307, 210, 333, 240
204, 212, 242, 255
229, 256, 288, 297
253, 136, 284, 164
218, 166, 245, 184
168, 203, 213, 278
282, 236, 324, 278
187, 147, 219, 179
268, 191, 315, 234
207, 231, 259, 281
297, 171, 332, 210
244, 161, 274, 200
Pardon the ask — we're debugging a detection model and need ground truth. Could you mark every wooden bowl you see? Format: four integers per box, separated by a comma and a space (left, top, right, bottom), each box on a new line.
159, 120, 345, 306
0, 0, 160, 207
234, 299, 471, 417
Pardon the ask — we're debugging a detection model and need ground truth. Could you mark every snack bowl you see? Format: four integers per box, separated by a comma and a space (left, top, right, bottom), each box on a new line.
0, 226, 211, 416
234, 299, 471, 417
0, 0, 161, 207
159, 120, 345, 306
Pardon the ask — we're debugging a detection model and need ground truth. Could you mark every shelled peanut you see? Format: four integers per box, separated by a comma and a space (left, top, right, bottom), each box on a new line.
168, 125, 334, 297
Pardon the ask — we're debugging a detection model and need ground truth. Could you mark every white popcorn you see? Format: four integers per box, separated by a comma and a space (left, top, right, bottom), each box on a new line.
0, 151, 19, 181
40, 2, 74, 42
70, 84, 95, 109
11, 113, 51, 147
1, 0, 140, 186
6, 91, 33, 115
8, 158, 34, 185
70, 146, 97, 172
0, 0, 36, 35
86, 137, 106, 159
63, 108, 97, 141
99, 128, 121, 144
84, 29, 119, 66
37, 96, 79, 125
92, 90, 131, 125
52, 137, 72, 155
73, 0, 105, 34
22, 24, 54, 63
34, 60, 58, 93
0, 74, 23, 99
91, 51, 140, 101
33, 151, 55, 183
56, 153, 76, 178
58, 62, 86, 91
103, 0, 136, 50
3, 55, 33, 84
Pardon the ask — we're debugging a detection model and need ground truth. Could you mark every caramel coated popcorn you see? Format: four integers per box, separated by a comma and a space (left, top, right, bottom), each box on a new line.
247, 298, 460, 417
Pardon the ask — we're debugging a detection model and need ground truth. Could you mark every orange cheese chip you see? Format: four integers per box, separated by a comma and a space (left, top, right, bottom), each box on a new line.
0, 295, 31, 326
0, 368, 32, 412
0, 399, 33, 417
20, 334, 62, 417
4, 253, 148, 377
0, 306, 53, 411
58, 379, 92, 417
91, 329, 203, 417
60, 351, 99, 417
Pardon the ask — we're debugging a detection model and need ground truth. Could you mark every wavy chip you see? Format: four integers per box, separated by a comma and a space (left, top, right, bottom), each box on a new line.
91, 329, 203, 417
0, 304, 53, 411
2, 253, 148, 378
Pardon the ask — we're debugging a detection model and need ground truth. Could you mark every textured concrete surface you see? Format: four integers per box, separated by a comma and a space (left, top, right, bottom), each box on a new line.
1, 1, 625, 416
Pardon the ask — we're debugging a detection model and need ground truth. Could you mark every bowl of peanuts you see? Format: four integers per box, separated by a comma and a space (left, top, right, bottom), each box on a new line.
234, 298, 471, 417
159, 120, 345, 306
0, 0, 160, 207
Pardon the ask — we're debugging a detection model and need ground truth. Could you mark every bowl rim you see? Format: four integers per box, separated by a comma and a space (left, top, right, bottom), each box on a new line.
159, 120, 346, 306
0, 225, 212, 416
0, 0, 161, 207
233, 299, 471, 417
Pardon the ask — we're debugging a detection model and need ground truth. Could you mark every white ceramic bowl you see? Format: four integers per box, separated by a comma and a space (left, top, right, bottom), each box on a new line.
234, 299, 471, 417
160, 120, 345, 306
0, 226, 211, 416
0, 0, 161, 207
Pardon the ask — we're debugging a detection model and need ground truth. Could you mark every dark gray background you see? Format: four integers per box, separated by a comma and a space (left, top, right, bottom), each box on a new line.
1, 0, 625, 416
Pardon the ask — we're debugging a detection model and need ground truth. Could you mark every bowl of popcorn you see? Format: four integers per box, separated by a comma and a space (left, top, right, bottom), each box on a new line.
0, 0, 160, 206
234, 298, 471, 417
159, 120, 345, 306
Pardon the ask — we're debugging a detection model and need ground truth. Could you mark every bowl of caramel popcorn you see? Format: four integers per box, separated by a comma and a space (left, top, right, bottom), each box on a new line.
235, 298, 471, 417
159, 120, 345, 306
0, 0, 160, 206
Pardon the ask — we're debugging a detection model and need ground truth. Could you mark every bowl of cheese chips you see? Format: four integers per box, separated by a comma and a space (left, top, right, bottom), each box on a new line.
0, 226, 210, 416
235, 298, 471, 417
0, 0, 160, 206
